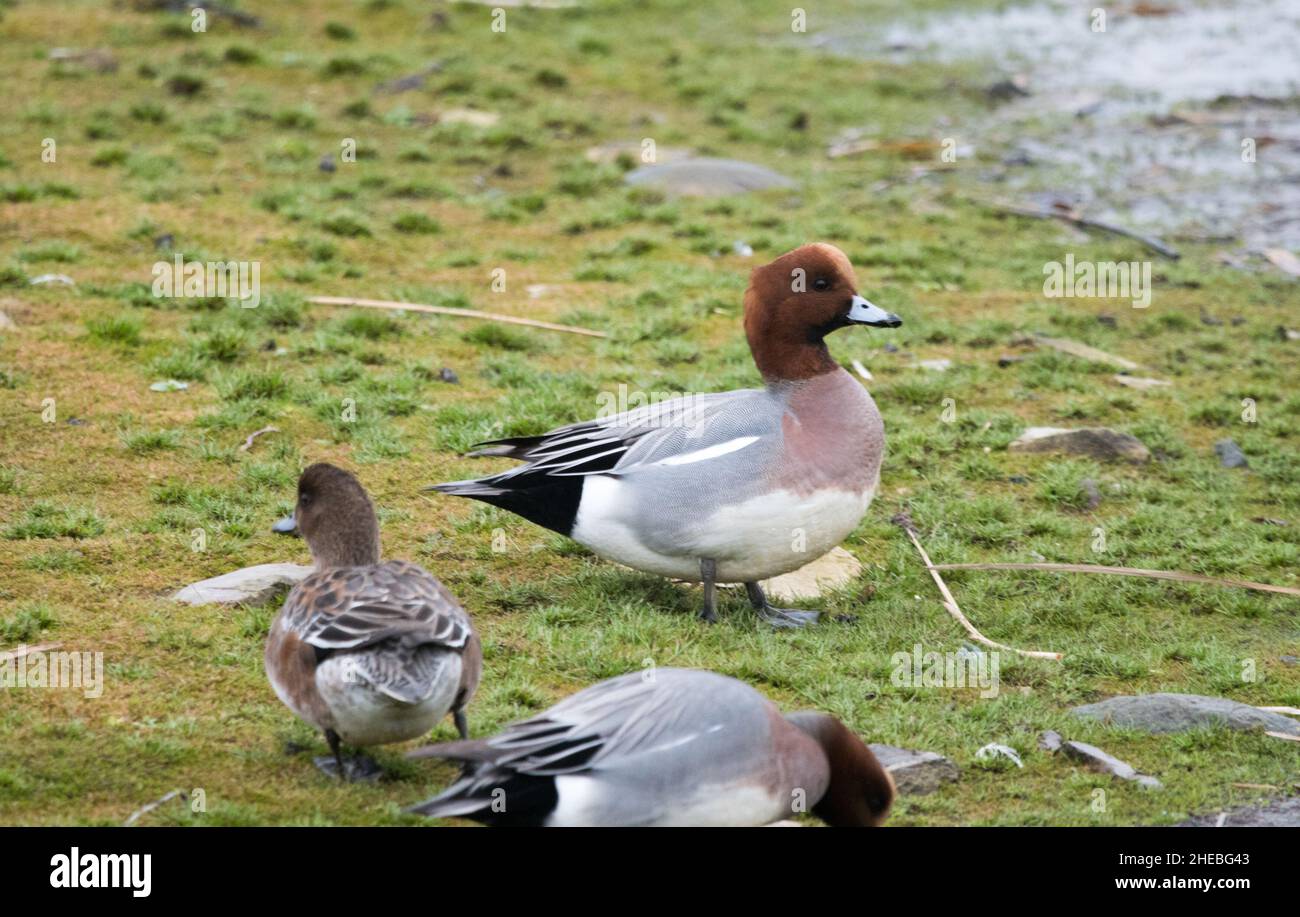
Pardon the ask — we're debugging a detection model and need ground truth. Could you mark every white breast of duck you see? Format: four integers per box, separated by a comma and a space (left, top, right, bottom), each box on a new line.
571, 369, 883, 583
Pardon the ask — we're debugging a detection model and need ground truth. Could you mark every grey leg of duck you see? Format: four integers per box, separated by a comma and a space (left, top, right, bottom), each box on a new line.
698, 558, 718, 623
314, 728, 348, 779
744, 581, 820, 629
454, 708, 469, 740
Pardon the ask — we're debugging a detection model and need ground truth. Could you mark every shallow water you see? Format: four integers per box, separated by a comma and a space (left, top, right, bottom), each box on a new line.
821, 0, 1300, 250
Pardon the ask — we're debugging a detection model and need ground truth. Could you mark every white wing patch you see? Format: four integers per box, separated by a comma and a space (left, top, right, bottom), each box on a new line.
656, 435, 760, 467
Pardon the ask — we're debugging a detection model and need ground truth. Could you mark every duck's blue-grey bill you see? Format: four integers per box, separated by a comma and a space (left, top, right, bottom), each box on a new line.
272, 515, 299, 535
847, 294, 902, 328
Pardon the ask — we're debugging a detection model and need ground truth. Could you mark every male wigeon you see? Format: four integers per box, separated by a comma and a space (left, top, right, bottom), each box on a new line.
265, 463, 482, 779
407, 667, 894, 827
430, 243, 900, 627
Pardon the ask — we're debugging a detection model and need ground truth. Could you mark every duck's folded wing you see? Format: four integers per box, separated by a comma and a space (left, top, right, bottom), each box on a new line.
458, 387, 776, 480
410, 669, 712, 776
406, 671, 763, 821
283, 561, 472, 653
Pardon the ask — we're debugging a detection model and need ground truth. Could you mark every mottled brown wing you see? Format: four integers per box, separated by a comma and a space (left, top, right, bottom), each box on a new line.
281, 560, 472, 653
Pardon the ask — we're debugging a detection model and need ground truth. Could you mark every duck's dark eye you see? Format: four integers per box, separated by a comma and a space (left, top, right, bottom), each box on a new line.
812, 278, 830, 291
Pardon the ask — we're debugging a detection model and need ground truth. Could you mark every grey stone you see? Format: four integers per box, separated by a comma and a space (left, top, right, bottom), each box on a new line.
1071, 693, 1300, 736
869, 744, 960, 795
1038, 729, 1063, 751
1179, 796, 1300, 827
1112, 374, 1171, 390
1009, 427, 1151, 463
1080, 478, 1102, 510
173, 563, 312, 606
1282, 655, 1299, 666
624, 157, 796, 197
1060, 740, 1162, 788
1214, 438, 1248, 468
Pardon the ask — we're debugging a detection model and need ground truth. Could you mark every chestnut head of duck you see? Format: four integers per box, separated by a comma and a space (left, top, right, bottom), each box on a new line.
294, 462, 381, 569
786, 710, 896, 827
744, 243, 901, 383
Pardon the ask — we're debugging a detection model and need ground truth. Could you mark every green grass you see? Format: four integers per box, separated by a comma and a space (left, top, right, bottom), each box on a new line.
0, 0, 1296, 828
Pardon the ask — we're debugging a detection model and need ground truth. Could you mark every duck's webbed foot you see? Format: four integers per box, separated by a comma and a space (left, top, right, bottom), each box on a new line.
315, 729, 383, 782
744, 582, 820, 630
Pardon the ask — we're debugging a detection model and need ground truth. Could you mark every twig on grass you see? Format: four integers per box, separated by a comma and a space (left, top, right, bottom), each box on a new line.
0, 641, 62, 662
975, 199, 1181, 260
123, 789, 187, 826
892, 512, 1063, 660
926, 563, 1300, 597
239, 425, 279, 452
307, 295, 607, 339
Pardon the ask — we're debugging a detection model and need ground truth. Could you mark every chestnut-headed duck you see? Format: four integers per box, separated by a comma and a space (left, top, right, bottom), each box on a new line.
265, 463, 482, 779
430, 243, 901, 627
407, 667, 894, 827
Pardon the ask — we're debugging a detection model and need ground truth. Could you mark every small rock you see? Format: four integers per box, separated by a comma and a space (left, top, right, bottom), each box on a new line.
1096, 313, 1118, 328
624, 157, 796, 198
1060, 740, 1162, 788
917, 358, 952, 372
153, 233, 174, 251
30, 273, 75, 286
759, 546, 861, 603
1214, 438, 1248, 468
1034, 334, 1139, 370
374, 63, 444, 95
1038, 730, 1063, 752
986, 74, 1030, 101
732, 240, 754, 258
1079, 478, 1102, 510
49, 47, 118, 73
1263, 248, 1300, 278
319, 154, 337, 173
1280, 655, 1298, 666
1008, 427, 1151, 464
149, 379, 188, 392
65, 417, 86, 426
975, 743, 1023, 768
1007, 475, 1028, 484
997, 354, 1023, 367
1200, 311, 1223, 326
438, 108, 500, 128
1277, 326, 1300, 341
1071, 693, 1300, 736
1179, 796, 1300, 827
438, 367, 460, 384
1112, 374, 1171, 390
173, 563, 313, 606
868, 745, 960, 795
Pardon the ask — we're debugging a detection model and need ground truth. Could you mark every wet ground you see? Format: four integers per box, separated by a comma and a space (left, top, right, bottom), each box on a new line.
820, 0, 1300, 251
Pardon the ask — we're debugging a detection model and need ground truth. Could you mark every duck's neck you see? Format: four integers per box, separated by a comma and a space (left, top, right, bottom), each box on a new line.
749, 335, 841, 384
310, 522, 381, 570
